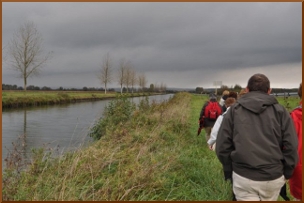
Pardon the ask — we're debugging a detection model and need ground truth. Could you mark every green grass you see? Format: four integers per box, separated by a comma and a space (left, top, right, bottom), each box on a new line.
2, 90, 153, 108
276, 96, 301, 112
2, 92, 298, 200
2, 92, 233, 200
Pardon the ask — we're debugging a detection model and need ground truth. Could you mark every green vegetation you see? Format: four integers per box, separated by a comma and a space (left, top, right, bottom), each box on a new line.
89, 95, 136, 140
276, 96, 301, 112
2, 92, 233, 200
2, 90, 153, 109
2, 93, 299, 200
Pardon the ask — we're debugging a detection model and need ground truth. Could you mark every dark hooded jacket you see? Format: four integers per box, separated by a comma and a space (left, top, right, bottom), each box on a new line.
216, 91, 298, 181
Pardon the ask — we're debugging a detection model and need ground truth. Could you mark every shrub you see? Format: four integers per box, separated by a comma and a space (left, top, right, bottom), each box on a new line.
137, 96, 150, 112
89, 95, 136, 140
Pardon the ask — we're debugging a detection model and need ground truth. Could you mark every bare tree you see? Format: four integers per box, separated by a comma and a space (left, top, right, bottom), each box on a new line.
7, 21, 52, 91
117, 59, 133, 94
2, 45, 8, 67
98, 53, 113, 94
138, 74, 143, 92
2, 44, 7, 58
160, 82, 167, 93
138, 73, 147, 92
154, 83, 160, 92
130, 68, 137, 94
124, 65, 132, 93
117, 58, 128, 94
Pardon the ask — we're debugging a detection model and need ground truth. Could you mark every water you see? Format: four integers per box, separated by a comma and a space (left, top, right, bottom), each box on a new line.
2, 94, 174, 169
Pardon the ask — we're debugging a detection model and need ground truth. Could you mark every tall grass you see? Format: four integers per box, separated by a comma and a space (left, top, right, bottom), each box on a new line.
2, 92, 298, 200
2, 92, 233, 200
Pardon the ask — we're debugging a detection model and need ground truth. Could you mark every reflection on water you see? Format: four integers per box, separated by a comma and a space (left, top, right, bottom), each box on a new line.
2, 94, 174, 170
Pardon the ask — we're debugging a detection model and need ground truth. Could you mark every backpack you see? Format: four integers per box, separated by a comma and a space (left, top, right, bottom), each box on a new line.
204, 101, 222, 120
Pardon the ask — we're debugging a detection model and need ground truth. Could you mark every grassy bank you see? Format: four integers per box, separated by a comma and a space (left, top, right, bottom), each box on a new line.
2, 92, 232, 200
2, 92, 299, 200
2, 90, 154, 108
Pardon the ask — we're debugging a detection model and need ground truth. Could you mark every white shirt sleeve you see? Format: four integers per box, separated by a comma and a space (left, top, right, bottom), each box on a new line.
207, 115, 223, 146
219, 98, 225, 106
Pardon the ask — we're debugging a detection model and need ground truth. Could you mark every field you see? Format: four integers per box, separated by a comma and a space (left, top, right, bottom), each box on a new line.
2, 90, 300, 110
2, 90, 152, 108
275, 96, 301, 111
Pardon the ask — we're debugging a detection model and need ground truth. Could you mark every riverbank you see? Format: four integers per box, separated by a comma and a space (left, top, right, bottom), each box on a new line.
2, 90, 159, 109
2, 92, 234, 200
2, 93, 297, 200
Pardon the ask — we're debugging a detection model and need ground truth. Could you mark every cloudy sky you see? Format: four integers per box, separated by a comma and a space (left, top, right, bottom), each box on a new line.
2, 2, 302, 89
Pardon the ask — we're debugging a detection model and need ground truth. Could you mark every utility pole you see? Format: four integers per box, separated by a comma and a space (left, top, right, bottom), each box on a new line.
213, 81, 222, 96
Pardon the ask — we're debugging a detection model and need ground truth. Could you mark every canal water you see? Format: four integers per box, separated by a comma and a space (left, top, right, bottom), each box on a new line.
2, 94, 174, 170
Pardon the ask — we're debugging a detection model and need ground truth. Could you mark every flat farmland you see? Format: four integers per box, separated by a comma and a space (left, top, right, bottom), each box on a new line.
2, 90, 149, 108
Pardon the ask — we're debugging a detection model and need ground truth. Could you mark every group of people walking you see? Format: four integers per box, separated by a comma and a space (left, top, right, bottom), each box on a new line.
198, 73, 302, 201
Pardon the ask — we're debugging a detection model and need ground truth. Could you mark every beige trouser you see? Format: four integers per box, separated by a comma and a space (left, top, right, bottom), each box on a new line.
204, 127, 212, 142
232, 171, 285, 201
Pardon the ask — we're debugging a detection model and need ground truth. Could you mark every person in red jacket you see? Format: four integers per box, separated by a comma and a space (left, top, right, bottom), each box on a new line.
289, 82, 302, 201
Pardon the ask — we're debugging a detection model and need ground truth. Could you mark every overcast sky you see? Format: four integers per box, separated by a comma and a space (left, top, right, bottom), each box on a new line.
2, 2, 302, 89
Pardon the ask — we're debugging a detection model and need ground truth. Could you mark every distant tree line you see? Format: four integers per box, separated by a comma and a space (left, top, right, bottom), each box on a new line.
2, 84, 23, 90
2, 83, 170, 93
193, 84, 242, 95
194, 84, 299, 95
2, 84, 107, 91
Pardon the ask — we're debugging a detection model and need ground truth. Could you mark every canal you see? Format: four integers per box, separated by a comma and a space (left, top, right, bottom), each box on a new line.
2, 94, 174, 170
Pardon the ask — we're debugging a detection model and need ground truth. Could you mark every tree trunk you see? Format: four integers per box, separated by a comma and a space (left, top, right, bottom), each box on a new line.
24, 76, 27, 91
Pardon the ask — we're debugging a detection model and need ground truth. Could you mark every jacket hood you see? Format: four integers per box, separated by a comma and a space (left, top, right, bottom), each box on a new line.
237, 91, 278, 114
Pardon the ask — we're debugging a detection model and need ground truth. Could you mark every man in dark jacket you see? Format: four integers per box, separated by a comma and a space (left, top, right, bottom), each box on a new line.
216, 73, 298, 201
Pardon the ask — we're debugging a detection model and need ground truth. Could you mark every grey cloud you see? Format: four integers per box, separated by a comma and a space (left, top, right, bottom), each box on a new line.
2, 2, 302, 88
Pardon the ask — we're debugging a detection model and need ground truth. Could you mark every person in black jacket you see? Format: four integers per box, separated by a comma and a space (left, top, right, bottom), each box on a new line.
216, 73, 298, 201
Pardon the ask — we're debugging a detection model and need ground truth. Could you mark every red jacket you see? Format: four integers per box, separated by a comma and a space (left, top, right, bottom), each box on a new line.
289, 101, 302, 200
